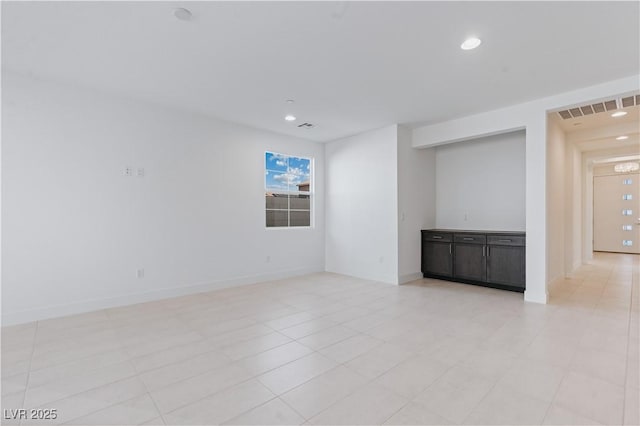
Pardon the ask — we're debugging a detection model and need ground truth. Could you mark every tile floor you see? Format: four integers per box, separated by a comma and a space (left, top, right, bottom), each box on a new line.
1, 252, 638, 425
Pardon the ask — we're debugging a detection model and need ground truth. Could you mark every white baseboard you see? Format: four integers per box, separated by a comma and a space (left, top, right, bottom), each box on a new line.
398, 272, 423, 284
524, 288, 549, 304
323, 267, 398, 286
572, 260, 582, 272
2, 266, 323, 326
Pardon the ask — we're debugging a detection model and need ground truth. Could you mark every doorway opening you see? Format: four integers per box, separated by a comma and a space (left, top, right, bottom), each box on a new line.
546, 94, 639, 293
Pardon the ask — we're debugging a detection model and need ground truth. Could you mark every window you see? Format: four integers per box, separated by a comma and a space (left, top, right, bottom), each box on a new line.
623, 225, 633, 231
622, 209, 633, 216
623, 178, 633, 185
623, 240, 633, 247
623, 194, 633, 200
265, 152, 312, 228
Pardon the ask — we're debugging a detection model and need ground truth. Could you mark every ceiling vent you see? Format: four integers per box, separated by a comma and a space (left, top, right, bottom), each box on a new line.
297, 122, 315, 128
557, 96, 639, 120
621, 95, 639, 108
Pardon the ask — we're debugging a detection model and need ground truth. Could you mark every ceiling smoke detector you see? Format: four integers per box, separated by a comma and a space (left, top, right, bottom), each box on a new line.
174, 8, 193, 21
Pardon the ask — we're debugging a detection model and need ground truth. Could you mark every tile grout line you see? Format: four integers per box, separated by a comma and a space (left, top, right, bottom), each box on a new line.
620, 261, 636, 425
154, 346, 333, 419
57, 393, 158, 425
133, 362, 169, 426
18, 320, 39, 426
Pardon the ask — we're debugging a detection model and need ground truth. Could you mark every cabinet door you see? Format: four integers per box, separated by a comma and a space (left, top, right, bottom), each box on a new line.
422, 241, 452, 277
487, 245, 525, 289
454, 243, 486, 282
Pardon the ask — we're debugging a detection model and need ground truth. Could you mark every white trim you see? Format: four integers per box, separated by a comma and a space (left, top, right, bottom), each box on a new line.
2, 266, 322, 326
524, 288, 549, 304
398, 272, 423, 284
265, 151, 315, 229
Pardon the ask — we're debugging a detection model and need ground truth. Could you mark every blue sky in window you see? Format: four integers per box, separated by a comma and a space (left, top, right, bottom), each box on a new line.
265, 152, 311, 191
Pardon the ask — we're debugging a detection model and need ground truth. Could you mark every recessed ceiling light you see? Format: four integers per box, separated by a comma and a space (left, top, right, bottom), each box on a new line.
461, 37, 482, 50
284, 115, 297, 122
611, 111, 628, 118
616, 135, 629, 140
174, 8, 193, 21
286, 99, 295, 104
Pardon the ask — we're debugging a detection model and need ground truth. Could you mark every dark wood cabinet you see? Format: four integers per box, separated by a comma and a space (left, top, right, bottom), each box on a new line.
422, 242, 453, 278
454, 243, 486, 282
421, 231, 453, 278
422, 229, 525, 292
487, 240, 525, 290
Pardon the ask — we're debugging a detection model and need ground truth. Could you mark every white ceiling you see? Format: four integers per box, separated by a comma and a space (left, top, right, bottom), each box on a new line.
2, 1, 639, 142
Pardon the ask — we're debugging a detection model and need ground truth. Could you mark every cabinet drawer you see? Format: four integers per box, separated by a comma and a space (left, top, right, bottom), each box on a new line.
422, 232, 453, 243
487, 235, 525, 246
454, 234, 486, 244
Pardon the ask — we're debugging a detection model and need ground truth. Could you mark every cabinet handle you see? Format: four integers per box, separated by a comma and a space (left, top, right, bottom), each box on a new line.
463, 237, 474, 241
449, 243, 452, 255
483, 246, 485, 257
497, 239, 512, 243
432, 236, 443, 239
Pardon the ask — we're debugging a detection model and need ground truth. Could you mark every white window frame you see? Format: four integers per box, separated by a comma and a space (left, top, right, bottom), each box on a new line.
264, 151, 314, 229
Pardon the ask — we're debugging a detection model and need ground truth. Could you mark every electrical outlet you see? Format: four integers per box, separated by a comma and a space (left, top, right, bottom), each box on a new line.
136, 269, 145, 278
137, 168, 145, 177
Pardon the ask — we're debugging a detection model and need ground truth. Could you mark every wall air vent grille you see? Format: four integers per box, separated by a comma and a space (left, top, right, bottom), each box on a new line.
580, 105, 594, 115
569, 108, 583, 118
557, 96, 639, 120
558, 110, 572, 119
622, 96, 635, 108
297, 122, 315, 128
604, 100, 618, 111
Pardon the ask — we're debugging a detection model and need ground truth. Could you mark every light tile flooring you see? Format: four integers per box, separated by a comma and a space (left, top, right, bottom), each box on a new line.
1, 252, 638, 425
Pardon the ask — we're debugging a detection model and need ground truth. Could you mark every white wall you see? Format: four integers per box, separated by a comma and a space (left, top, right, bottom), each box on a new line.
546, 119, 566, 283
2, 72, 325, 325
397, 125, 436, 283
566, 142, 583, 273
434, 131, 525, 231
412, 74, 639, 304
325, 125, 399, 284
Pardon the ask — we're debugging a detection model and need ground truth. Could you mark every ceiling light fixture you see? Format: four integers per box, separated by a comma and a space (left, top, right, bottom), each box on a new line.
616, 135, 629, 140
461, 37, 482, 50
614, 162, 640, 173
284, 115, 297, 122
174, 8, 193, 21
286, 99, 295, 104
611, 111, 628, 117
